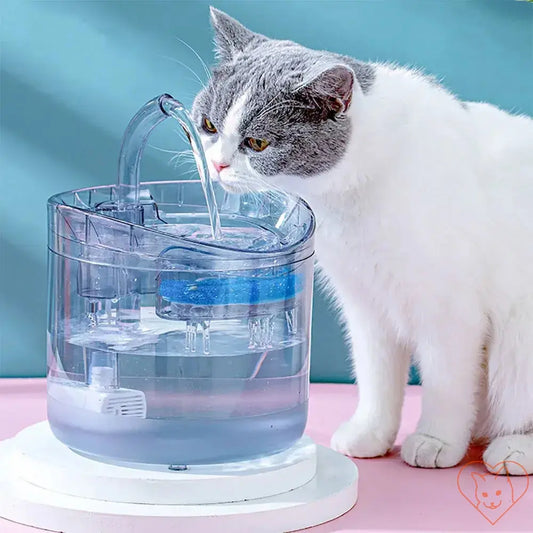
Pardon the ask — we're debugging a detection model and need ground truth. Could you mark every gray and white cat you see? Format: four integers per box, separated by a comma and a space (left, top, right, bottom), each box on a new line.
192, 8, 533, 474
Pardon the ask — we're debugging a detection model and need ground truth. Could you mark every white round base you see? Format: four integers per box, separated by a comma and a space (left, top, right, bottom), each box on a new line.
0, 423, 358, 533
11, 422, 319, 505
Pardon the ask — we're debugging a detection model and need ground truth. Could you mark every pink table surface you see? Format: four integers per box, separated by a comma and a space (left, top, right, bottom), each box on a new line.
0, 380, 531, 532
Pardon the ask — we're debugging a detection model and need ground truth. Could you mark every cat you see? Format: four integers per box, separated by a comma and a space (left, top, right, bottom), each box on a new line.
191, 7, 533, 474
471, 470, 515, 523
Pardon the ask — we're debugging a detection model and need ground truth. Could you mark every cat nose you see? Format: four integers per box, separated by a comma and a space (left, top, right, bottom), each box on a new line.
212, 161, 230, 173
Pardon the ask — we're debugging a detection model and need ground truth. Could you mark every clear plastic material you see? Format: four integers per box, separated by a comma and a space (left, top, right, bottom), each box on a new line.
116, 94, 221, 239
46, 94, 315, 466
47, 179, 315, 465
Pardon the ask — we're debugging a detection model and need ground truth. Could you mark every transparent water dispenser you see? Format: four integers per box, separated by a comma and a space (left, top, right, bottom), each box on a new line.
0, 95, 357, 533
46, 95, 316, 465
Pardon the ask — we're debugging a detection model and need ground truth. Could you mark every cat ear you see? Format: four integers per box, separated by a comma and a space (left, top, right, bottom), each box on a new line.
471, 472, 486, 486
298, 64, 355, 119
210, 7, 265, 62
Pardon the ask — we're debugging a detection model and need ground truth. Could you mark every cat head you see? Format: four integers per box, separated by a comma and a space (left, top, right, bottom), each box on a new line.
471, 471, 514, 510
191, 8, 373, 194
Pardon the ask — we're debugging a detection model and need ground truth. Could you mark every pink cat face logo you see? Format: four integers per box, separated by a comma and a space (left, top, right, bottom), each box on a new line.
472, 470, 513, 511
457, 461, 529, 525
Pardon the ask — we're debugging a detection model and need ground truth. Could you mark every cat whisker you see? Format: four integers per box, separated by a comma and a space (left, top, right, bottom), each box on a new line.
169, 151, 195, 167
167, 148, 194, 158
162, 56, 207, 89
169, 157, 195, 168
169, 157, 195, 169
228, 174, 285, 199
148, 145, 184, 155
173, 127, 193, 146
174, 37, 212, 80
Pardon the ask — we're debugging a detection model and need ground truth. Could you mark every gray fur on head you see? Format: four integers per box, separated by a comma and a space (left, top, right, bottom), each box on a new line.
192, 8, 375, 179
210, 8, 266, 62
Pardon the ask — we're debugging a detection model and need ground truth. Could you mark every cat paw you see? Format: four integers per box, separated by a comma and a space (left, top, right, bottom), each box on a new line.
483, 434, 533, 475
401, 433, 466, 468
331, 420, 394, 458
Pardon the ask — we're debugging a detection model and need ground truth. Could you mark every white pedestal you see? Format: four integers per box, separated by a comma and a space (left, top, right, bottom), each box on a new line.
0, 422, 358, 532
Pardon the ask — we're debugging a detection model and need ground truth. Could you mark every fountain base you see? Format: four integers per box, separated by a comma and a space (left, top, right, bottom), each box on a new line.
0, 422, 358, 532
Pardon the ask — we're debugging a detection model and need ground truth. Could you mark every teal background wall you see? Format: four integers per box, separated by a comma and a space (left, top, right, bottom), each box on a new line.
1, 0, 531, 380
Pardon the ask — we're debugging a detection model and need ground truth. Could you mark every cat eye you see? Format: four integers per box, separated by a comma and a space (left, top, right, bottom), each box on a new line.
482, 492, 488, 497
245, 137, 270, 152
201, 116, 217, 134
496, 490, 502, 496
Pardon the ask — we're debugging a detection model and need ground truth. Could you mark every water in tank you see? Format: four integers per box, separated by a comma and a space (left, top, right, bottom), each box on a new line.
46, 95, 316, 465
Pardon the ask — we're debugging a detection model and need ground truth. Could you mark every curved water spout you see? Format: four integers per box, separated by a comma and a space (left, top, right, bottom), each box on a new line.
117, 93, 221, 239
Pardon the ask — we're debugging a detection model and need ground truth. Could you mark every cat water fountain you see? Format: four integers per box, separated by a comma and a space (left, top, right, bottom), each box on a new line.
0, 94, 358, 532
